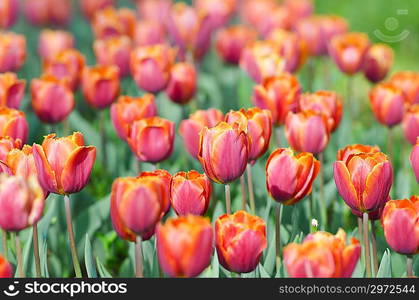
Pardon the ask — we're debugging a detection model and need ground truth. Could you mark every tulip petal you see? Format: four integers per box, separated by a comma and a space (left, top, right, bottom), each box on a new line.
32, 143, 58, 194
333, 161, 359, 211
362, 162, 392, 211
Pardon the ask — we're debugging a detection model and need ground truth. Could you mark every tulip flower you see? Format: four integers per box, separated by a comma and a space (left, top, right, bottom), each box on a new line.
0, 255, 12, 278
411, 138, 419, 183
266, 148, 320, 205
319, 15, 348, 48
0, 72, 25, 109
130, 44, 176, 93
299, 91, 343, 132
170, 170, 211, 216
128, 117, 175, 163
110, 94, 157, 140
0, 32, 26, 72
31, 75, 74, 124
295, 16, 326, 56
256, 6, 291, 38
156, 215, 214, 278
240, 40, 285, 84
240, 0, 277, 30
118, 8, 136, 39
194, 0, 237, 30
329, 32, 370, 75
136, 0, 171, 23
92, 7, 136, 40
363, 44, 394, 83
369, 82, 406, 127
134, 20, 166, 47
403, 105, 419, 145
81, 65, 120, 109
38, 30, 74, 61
336, 144, 381, 163
179, 108, 224, 159
215, 210, 267, 273
284, 229, 361, 278
215, 25, 257, 65
0, 136, 21, 162
165, 62, 197, 105
23, 0, 71, 26
285, 110, 331, 154
284, 0, 313, 27
42, 49, 86, 91
0, 107, 28, 144
389, 71, 419, 105
0, 0, 18, 29
80, 0, 115, 19
252, 73, 301, 125
94, 36, 133, 77
138, 169, 172, 216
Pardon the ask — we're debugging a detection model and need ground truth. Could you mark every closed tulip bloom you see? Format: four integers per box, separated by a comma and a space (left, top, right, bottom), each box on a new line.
80, 0, 115, 19
165, 62, 197, 104
0, 174, 44, 232
170, 170, 211, 216
179, 108, 224, 159
130, 44, 176, 93
215, 25, 257, 65
110, 94, 157, 140
329, 32, 370, 75
336, 144, 381, 163
240, 41, 285, 84
23, 0, 49, 25
0, 32, 26, 72
38, 30, 74, 61
134, 20, 166, 47
334, 151, 393, 214
240, 0, 277, 30
225, 108, 272, 164
284, 229, 361, 278
136, 0, 171, 23
117, 8, 136, 39
389, 71, 419, 105
91, 7, 127, 39
0, 0, 19, 29
369, 82, 406, 127
299, 91, 343, 132
403, 105, 419, 145
295, 16, 326, 56
48, 0, 72, 26
215, 210, 267, 273
194, 0, 236, 30
128, 117, 175, 163
363, 44, 394, 83
0, 107, 28, 144
319, 15, 348, 45
266, 148, 320, 205
157, 215, 214, 277
0, 136, 21, 162
411, 138, 419, 183
284, 0, 313, 27
32, 132, 96, 195
82, 65, 120, 109
138, 169, 172, 215
0, 72, 25, 109
257, 6, 291, 38
0, 255, 12, 278
94, 36, 133, 77
381, 196, 419, 255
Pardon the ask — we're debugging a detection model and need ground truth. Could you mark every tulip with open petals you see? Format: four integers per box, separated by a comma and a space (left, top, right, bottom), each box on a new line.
411, 138, 419, 183
165, 62, 197, 105
94, 36, 133, 77
0, 32, 26, 72
0, 0, 19, 29
0, 72, 25, 109
389, 71, 419, 105
0, 107, 28, 144
403, 104, 419, 145
38, 30, 74, 61
0, 136, 21, 162
0, 255, 12, 278
363, 44, 394, 83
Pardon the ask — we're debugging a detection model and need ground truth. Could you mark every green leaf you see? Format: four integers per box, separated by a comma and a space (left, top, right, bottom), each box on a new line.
96, 257, 112, 278
263, 228, 276, 275
212, 252, 220, 278
376, 249, 392, 278
258, 264, 271, 278
40, 239, 49, 278
84, 234, 98, 278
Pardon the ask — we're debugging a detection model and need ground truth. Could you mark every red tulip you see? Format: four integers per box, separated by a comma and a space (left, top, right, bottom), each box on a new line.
32, 132, 97, 195
165, 62, 197, 105
389, 71, 419, 105
38, 30, 74, 61
110, 94, 157, 140
215, 210, 267, 273
80, 0, 115, 20
156, 215, 214, 277
0, 255, 12, 278
94, 36, 133, 77
0, 0, 19, 29
0, 72, 25, 109
194, 0, 236, 30
363, 44, 394, 83
0, 32, 26, 72
403, 104, 419, 145
170, 170, 211, 216
411, 138, 419, 183
0, 136, 21, 162
266, 148, 320, 205
336, 144, 381, 163
127, 117, 175, 163
134, 20, 166, 47
179, 108, 224, 159
0, 107, 28, 144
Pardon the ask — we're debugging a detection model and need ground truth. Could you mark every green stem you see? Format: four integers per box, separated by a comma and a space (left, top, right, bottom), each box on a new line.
240, 175, 247, 211
64, 194, 82, 278
225, 184, 231, 214
318, 152, 326, 228
363, 212, 371, 278
13, 233, 24, 278
32, 224, 41, 277
406, 255, 413, 277
135, 236, 143, 278
371, 220, 379, 277
1, 229, 7, 259
100, 110, 108, 171
247, 164, 256, 215
347, 76, 354, 119
275, 202, 283, 274
275, 126, 282, 148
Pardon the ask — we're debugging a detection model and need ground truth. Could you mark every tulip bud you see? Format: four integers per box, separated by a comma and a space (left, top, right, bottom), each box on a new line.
130, 44, 176, 93
334, 151, 393, 215
0, 0, 19, 29
0, 174, 44, 232
215, 25, 257, 65
389, 71, 419, 105
225, 108, 272, 164
194, 0, 236, 30
240, 40, 285, 83
94, 36, 133, 77
215, 210, 266, 273
81, 65, 120, 109
403, 105, 419, 145
363, 44, 394, 83
179, 108, 224, 159
31, 75, 74, 124
266, 148, 320, 205
381, 196, 419, 255
240, 0, 277, 30
80, 0, 115, 20
0, 32, 26, 72
170, 170, 211, 216
32, 132, 97, 195
165, 62, 197, 104
299, 91, 343, 132
0, 107, 28, 144
336, 144, 381, 163
0, 136, 21, 161
411, 138, 419, 183
285, 111, 330, 154
295, 16, 326, 56
0, 255, 12, 278
128, 117, 175, 163
0, 72, 25, 109
257, 6, 291, 38
284, 229, 361, 277
329, 32, 370, 75
156, 215, 214, 277
38, 30, 74, 61
110, 94, 157, 140
198, 122, 248, 184
252, 73, 301, 125
369, 82, 406, 127
134, 20, 166, 47
136, 0, 171, 22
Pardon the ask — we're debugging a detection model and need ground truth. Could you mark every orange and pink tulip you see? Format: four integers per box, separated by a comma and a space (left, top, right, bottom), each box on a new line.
136, 0, 171, 23
336, 144, 381, 163
165, 62, 197, 105
0, 107, 28, 144
389, 71, 419, 105
295, 16, 326, 56
80, 0, 115, 20
92, 7, 136, 40
0, 72, 25, 109
134, 20, 166, 47
38, 30, 75, 61
0, 32, 26, 73
0, 136, 21, 162
257, 6, 291, 38
411, 138, 419, 183
194, 0, 237, 30
23, 0, 71, 26
363, 44, 394, 83
0, 0, 19, 29
94, 36, 133, 77
403, 104, 419, 145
